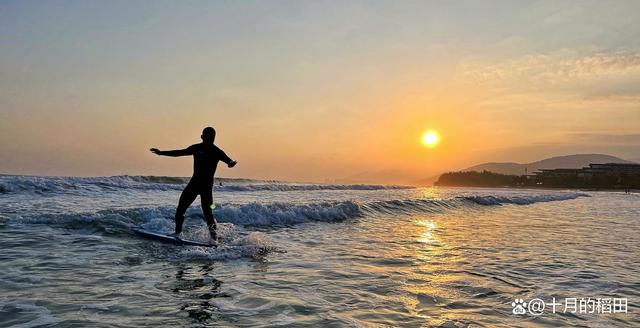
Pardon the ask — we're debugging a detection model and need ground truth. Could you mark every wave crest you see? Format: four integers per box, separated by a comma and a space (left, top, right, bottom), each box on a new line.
460, 193, 589, 206
10, 192, 589, 230
0, 175, 412, 194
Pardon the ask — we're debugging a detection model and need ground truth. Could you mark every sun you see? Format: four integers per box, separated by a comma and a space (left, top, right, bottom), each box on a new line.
421, 130, 440, 148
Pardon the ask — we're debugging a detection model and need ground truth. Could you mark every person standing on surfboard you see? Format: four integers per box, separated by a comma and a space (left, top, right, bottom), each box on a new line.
150, 127, 237, 244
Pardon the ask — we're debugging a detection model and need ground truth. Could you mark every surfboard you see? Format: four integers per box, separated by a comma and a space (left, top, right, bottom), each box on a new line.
132, 227, 217, 247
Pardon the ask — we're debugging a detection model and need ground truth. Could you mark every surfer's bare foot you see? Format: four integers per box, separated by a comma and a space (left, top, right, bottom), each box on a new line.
168, 232, 181, 239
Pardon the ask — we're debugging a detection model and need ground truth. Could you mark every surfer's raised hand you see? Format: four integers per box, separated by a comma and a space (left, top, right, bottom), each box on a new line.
150, 148, 161, 155
228, 160, 237, 168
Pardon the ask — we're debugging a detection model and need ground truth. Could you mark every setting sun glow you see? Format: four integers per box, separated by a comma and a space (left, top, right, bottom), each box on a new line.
421, 130, 440, 148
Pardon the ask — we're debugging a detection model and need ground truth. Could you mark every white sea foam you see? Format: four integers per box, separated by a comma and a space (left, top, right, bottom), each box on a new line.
176, 228, 275, 261
213, 201, 361, 225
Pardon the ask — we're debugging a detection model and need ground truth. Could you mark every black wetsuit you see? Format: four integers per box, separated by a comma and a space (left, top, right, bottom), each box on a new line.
162, 143, 232, 235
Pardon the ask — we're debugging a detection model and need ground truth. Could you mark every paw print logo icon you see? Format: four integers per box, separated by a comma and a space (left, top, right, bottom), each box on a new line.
512, 299, 527, 315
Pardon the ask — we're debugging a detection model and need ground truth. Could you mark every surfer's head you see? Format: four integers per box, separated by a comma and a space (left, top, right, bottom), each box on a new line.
201, 127, 216, 143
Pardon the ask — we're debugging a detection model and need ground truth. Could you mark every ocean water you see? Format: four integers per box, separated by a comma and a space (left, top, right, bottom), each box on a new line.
0, 175, 638, 327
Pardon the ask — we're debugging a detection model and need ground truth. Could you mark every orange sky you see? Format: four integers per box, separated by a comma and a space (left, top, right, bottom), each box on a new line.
1, 2, 639, 183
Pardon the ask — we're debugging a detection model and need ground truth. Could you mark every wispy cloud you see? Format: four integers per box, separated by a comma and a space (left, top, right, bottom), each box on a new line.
454, 49, 640, 157
459, 50, 640, 86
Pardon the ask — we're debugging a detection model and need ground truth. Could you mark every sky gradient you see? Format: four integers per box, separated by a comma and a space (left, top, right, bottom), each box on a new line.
1, 1, 639, 183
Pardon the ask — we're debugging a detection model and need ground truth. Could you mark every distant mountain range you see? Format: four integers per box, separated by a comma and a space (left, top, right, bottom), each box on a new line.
463, 154, 634, 175
415, 154, 635, 186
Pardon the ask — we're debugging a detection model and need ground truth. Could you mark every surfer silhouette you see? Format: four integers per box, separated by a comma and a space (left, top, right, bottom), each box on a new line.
150, 127, 237, 244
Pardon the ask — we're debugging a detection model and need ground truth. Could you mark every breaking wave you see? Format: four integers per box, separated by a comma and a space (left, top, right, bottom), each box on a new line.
0, 175, 186, 193
9, 192, 589, 229
459, 193, 590, 205
0, 175, 412, 194
217, 183, 412, 192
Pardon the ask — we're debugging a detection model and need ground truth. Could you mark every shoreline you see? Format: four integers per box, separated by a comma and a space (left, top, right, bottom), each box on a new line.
430, 184, 638, 193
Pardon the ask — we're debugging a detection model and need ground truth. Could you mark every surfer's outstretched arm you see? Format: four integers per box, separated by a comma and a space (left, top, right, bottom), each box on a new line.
150, 147, 193, 157
216, 147, 237, 168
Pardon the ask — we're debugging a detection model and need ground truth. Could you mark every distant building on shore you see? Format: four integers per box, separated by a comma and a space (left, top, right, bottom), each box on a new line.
435, 162, 639, 189
533, 163, 640, 188
534, 163, 640, 178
